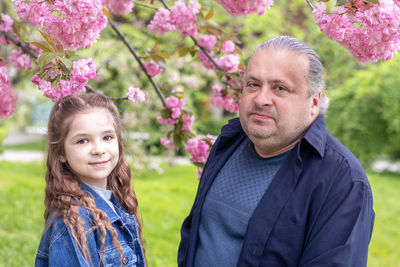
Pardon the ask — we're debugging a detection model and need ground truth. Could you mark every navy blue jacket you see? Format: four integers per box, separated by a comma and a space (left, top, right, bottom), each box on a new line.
178, 116, 374, 267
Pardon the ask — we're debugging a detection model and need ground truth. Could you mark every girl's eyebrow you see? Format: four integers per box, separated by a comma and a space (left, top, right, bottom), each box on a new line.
70, 129, 116, 138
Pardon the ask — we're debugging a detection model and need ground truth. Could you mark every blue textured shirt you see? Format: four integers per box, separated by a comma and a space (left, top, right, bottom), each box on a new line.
194, 139, 288, 267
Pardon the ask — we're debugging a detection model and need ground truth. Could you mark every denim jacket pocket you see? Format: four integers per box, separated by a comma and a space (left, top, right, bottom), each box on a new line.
99, 243, 137, 267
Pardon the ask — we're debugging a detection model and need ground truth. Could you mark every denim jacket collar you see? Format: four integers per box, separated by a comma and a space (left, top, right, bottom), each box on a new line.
81, 183, 120, 223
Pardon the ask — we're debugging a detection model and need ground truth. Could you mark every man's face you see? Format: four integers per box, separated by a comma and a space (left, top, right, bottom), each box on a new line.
239, 48, 320, 158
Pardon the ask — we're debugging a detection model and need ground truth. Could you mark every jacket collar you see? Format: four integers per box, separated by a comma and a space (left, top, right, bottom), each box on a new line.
81, 183, 120, 223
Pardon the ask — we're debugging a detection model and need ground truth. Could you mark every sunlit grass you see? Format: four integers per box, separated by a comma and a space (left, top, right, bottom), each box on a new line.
0, 161, 399, 266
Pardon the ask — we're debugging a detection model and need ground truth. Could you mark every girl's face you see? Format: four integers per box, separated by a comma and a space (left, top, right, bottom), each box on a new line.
61, 108, 119, 189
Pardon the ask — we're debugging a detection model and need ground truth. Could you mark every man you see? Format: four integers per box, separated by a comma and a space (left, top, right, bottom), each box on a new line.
178, 36, 374, 267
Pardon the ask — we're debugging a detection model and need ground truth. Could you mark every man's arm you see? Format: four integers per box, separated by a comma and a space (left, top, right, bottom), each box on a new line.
299, 180, 374, 266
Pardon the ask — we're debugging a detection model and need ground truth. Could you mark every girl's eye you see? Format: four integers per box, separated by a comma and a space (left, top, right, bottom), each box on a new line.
104, 135, 114, 141
77, 139, 88, 144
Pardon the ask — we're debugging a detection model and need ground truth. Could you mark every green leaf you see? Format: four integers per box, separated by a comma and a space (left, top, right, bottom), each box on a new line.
30, 41, 53, 53
62, 58, 73, 69
173, 134, 183, 150
204, 7, 214, 21
155, 51, 170, 59
161, 108, 171, 118
39, 30, 56, 50
38, 52, 56, 69
336, 0, 347, 6
178, 47, 190, 57
364, 0, 379, 4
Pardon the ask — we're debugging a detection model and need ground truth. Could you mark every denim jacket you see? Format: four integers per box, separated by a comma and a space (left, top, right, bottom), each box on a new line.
35, 184, 145, 267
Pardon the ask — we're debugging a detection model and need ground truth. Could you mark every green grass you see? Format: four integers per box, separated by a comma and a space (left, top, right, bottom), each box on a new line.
0, 161, 399, 267
3, 139, 46, 151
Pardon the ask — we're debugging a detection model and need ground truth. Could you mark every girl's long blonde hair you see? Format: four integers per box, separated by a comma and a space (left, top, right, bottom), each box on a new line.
44, 93, 145, 265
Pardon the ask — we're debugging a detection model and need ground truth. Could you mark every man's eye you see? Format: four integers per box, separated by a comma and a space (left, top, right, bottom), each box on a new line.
275, 85, 287, 91
104, 135, 114, 141
247, 82, 258, 87
77, 139, 88, 144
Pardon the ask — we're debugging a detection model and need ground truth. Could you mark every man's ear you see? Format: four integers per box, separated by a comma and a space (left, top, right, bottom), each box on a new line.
311, 91, 321, 117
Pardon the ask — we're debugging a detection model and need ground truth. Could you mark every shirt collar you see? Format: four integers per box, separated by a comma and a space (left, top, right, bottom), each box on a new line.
81, 183, 119, 222
302, 115, 327, 158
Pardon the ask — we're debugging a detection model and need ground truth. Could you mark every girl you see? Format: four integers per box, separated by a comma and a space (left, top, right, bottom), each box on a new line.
35, 93, 146, 267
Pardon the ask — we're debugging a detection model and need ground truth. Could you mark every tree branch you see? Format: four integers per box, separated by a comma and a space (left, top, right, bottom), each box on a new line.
1, 31, 39, 59
306, 0, 314, 10
157, 0, 223, 71
108, 19, 167, 108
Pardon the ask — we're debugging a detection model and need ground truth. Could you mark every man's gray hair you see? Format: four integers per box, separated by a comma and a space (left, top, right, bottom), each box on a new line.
249, 36, 329, 114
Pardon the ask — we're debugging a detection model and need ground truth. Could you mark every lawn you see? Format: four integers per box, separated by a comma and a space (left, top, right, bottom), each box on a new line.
0, 161, 399, 267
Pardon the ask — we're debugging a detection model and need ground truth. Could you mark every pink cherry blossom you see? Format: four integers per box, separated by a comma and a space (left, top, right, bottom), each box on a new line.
197, 34, 217, 51
215, 0, 274, 16
0, 13, 13, 32
144, 61, 163, 77
197, 50, 216, 70
106, 0, 134, 15
0, 64, 18, 119
71, 58, 97, 83
218, 53, 240, 72
221, 40, 235, 53
185, 137, 211, 164
34, 58, 97, 102
8, 49, 32, 70
13, 0, 107, 50
148, 8, 176, 35
157, 115, 175, 125
166, 96, 185, 109
313, 0, 400, 63
0, 13, 15, 45
188, 1, 201, 14
182, 115, 194, 131
160, 137, 175, 150
170, 1, 198, 36
127, 87, 146, 103
210, 83, 239, 113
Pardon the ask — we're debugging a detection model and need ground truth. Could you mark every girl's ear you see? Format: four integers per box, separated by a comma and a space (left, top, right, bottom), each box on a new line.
60, 155, 66, 163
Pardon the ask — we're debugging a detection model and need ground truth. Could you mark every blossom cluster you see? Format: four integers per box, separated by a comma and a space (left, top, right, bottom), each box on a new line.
0, 64, 18, 119
313, 0, 400, 62
215, 0, 274, 16
105, 0, 134, 15
210, 83, 239, 113
33, 58, 96, 102
157, 95, 187, 125
148, 1, 200, 36
144, 61, 163, 77
9, 49, 32, 70
13, 0, 107, 50
127, 86, 146, 103
0, 13, 14, 45
158, 96, 195, 150
185, 135, 215, 178
196, 35, 240, 72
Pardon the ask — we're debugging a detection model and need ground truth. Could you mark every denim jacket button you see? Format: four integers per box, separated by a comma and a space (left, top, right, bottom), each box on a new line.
122, 256, 129, 265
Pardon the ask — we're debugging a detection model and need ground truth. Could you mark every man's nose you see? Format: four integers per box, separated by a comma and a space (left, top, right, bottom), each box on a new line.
254, 86, 273, 106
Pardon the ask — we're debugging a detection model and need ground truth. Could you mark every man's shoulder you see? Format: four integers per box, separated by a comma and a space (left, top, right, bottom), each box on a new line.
323, 132, 368, 184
